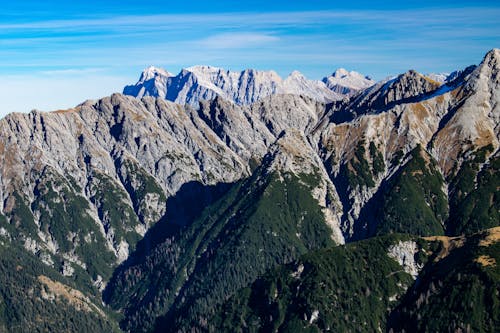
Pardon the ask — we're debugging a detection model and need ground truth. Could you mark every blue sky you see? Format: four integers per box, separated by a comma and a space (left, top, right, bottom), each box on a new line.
1, 1, 499, 116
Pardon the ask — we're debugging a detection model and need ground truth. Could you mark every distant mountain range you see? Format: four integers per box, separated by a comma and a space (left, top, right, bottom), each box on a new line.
123, 65, 377, 106
0, 49, 498, 332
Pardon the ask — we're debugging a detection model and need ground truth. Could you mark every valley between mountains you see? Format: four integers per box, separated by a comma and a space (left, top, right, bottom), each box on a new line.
0, 49, 498, 332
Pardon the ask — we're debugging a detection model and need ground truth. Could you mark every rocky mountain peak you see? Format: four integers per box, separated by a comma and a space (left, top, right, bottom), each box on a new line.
458, 48, 500, 97
124, 67, 173, 99
396, 69, 440, 86
482, 48, 500, 69
425, 72, 449, 84
474, 48, 500, 89
435, 48, 500, 162
139, 66, 173, 82
350, 69, 441, 113
390, 69, 442, 97
283, 71, 342, 103
323, 68, 374, 96
287, 70, 305, 78
186, 64, 222, 73
332, 68, 350, 78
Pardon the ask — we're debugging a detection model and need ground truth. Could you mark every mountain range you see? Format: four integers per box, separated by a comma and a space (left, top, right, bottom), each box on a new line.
123, 65, 375, 106
0, 49, 498, 332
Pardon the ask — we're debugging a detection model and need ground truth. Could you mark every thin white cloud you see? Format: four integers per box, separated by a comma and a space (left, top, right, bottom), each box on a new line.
197, 33, 279, 49
39, 67, 105, 76
1, 8, 498, 31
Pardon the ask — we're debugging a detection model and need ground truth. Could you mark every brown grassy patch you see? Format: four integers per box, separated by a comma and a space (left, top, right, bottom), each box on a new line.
38, 275, 104, 316
450, 87, 465, 100
423, 235, 465, 262
131, 112, 146, 122
475, 255, 496, 267
474, 123, 494, 147
411, 102, 428, 121
479, 227, 500, 247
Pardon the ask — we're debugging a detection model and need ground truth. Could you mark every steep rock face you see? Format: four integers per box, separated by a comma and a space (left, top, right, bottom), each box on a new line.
431, 49, 500, 175
249, 94, 327, 136
195, 94, 330, 161
180, 66, 284, 105
387, 240, 422, 278
196, 96, 275, 162
124, 65, 344, 107
0, 94, 250, 288
316, 98, 451, 238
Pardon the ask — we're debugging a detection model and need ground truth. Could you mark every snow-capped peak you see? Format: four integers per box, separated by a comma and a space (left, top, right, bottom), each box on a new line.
425, 73, 449, 84
322, 68, 374, 95
332, 68, 350, 78
139, 66, 173, 82
288, 70, 305, 78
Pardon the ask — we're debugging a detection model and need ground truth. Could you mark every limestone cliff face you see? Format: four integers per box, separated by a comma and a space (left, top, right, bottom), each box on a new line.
431, 49, 500, 174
